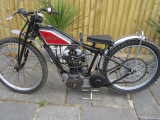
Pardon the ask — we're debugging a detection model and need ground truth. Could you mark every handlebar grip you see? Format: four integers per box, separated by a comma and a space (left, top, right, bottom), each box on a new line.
6, 16, 13, 21
53, 10, 60, 15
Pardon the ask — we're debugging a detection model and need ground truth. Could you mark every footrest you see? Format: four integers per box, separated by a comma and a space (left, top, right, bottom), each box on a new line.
82, 98, 101, 101
82, 89, 99, 92
81, 88, 100, 101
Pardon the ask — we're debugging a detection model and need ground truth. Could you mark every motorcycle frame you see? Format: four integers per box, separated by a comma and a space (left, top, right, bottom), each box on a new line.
18, 15, 132, 85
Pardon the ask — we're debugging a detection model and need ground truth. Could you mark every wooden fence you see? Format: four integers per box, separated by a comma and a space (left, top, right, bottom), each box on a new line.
0, 0, 160, 48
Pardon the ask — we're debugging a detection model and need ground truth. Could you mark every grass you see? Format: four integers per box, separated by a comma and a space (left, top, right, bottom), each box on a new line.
39, 101, 50, 107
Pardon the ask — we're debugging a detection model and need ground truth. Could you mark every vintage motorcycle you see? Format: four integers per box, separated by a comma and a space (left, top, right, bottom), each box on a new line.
0, 0, 160, 95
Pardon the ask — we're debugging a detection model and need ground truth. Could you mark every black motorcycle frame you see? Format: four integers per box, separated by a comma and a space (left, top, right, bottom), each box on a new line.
18, 14, 132, 86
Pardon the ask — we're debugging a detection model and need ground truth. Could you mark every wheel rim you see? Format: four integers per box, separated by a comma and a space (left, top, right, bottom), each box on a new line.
106, 45, 158, 90
0, 42, 43, 91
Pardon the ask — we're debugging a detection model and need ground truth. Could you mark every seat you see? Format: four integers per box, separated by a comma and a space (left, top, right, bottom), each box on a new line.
87, 35, 114, 45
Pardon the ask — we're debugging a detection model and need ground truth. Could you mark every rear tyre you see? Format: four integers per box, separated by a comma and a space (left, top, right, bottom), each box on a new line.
103, 39, 160, 94
0, 37, 48, 93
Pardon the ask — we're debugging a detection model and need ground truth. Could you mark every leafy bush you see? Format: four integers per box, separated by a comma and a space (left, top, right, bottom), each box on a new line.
39, 0, 85, 32
147, 15, 160, 35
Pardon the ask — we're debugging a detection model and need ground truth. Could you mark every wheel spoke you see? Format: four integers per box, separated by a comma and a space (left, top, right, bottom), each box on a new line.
137, 47, 144, 58
126, 47, 132, 60
147, 62, 156, 69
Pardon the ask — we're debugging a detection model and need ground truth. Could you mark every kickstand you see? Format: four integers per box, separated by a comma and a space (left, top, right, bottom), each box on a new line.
82, 88, 100, 101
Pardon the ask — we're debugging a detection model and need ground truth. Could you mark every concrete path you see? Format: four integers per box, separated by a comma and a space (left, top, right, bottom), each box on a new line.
0, 62, 160, 120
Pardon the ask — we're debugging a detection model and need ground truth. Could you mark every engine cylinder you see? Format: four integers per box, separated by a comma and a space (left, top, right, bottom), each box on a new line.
62, 46, 84, 74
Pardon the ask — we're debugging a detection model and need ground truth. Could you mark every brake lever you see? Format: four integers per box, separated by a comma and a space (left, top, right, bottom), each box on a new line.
47, 1, 51, 8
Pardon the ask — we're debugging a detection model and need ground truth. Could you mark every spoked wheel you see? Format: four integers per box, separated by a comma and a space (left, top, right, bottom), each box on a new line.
0, 37, 48, 93
103, 39, 160, 94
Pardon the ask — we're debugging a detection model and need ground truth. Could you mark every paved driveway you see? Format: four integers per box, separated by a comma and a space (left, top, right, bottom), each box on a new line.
0, 61, 160, 120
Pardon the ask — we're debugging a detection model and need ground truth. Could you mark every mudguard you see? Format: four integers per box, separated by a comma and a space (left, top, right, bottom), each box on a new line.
11, 30, 42, 48
104, 35, 146, 55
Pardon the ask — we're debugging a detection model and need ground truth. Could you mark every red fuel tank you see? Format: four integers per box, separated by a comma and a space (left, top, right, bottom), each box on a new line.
40, 29, 71, 45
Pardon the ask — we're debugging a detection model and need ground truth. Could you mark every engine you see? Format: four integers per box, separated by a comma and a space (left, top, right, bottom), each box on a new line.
61, 46, 88, 89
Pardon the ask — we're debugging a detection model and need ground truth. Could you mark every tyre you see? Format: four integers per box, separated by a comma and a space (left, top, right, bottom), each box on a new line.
0, 37, 48, 93
103, 39, 160, 94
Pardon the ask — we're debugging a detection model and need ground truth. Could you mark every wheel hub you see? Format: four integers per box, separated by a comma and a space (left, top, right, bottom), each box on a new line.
14, 63, 25, 71
120, 58, 147, 82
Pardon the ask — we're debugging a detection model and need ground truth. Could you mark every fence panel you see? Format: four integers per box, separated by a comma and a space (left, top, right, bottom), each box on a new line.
0, 0, 159, 48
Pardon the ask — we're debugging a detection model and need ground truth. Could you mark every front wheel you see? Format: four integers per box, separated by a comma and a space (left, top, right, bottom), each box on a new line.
0, 37, 48, 93
103, 39, 160, 94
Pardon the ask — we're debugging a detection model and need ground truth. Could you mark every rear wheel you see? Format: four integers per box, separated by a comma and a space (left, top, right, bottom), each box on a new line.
103, 39, 160, 94
0, 37, 48, 93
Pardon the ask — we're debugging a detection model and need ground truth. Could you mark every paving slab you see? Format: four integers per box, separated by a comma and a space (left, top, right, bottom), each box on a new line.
0, 83, 15, 100
36, 105, 80, 120
0, 101, 39, 120
93, 88, 130, 108
14, 63, 66, 104
132, 89, 160, 120
155, 77, 160, 85
66, 89, 91, 106
81, 106, 138, 120
150, 85, 160, 106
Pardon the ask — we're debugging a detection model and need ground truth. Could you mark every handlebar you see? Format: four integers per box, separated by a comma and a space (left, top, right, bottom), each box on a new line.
6, 11, 19, 21
6, 7, 60, 21
53, 10, 60, 15
6, 8, 28, 21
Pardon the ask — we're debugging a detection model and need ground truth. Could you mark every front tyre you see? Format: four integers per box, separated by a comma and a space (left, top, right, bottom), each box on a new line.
0, 37, 48, 93
103, 39, 160, 94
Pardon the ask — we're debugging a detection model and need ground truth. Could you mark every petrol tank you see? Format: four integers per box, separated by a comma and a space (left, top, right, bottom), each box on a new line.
40, 29, 71, 45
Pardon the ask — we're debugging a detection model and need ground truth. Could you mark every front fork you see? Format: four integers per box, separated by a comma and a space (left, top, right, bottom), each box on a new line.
17, 21, 32, 69
16, 42, 30, 72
